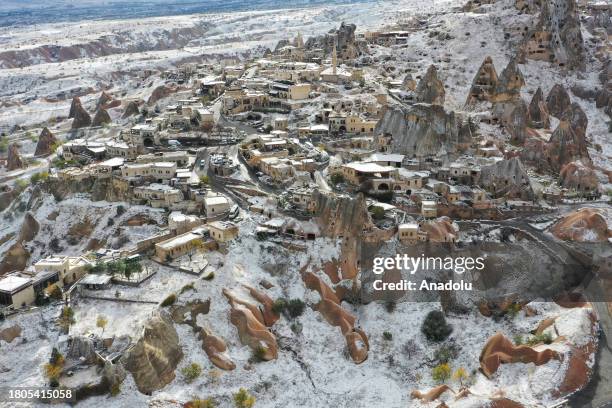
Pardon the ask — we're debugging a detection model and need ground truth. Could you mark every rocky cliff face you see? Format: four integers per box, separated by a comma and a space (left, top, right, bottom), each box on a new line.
147, 85, 177, 106
522, 0, 585, 69
34, 127, 57, 156
0, 242, 30, 275
71, 98, 92, 129
304, 22, 363, 60
478, 157, 534, 199
416, 65, 445, 105
547, 118, 590, 172
69, 96, 81, 119
302, 271, 369, 364
375, 104, 467, 157
97, 91, 112, 108
92, 108, 111, 127
124, 311, 183, 394
492, 58, 525, 104
559, 161, 599, 191
311, 191, 376, 281
465, 56, 498, 105
311, 190, 373, 239
402, 73, 417, 91
18, 212, 40, 242
551, 208, 610, 242
505, 98, 529, 144
527, 87, 550, 128
480, 333, 560, 378
223, 289, 278, 361
6, 143, 24, 170
122, 100, 141, 118
546, 83, 572, 118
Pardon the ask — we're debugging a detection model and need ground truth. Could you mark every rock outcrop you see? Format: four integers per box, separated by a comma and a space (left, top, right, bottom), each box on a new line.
303, 271, 369, 363
34, 127, 57, 156
546, 83, 571, 117
465, 56, 498, 105
224, 291, 278, 361
551, 208, 610, 242
375, 104, 467, 157
222, 287, 279, 328
0, 242, 30, 277
547, 118, 590, 171
312, 191, 373, 238
69, 96, 82, 119
243, 285, 279, 327
96, 91, 119, 110
274, 39, 291, 52
305, 22, 362, 60
0, 325, 22, 343
479, 332, 560, 378
402, 73, 417, 91
18, 212, 40, 242
6, 143, 24, 170
311, 191, 381, 282
410, 385, 454, 402
527, 87, 550, 128
200, 329, 236, 371
492, 58, 525, 104
561, 102, 588, 140
147, 85, 176, 106
559, 161, 598, 192
91, 108, 111, 127
71, 99, 92, 129
478, 157, 534, 199
419, 217, 458, 242
522, 0, 585, 69
416, 65, 445, 105
505, 98, 529, 143
122, 100, 141, 118
124, 311, 183, 394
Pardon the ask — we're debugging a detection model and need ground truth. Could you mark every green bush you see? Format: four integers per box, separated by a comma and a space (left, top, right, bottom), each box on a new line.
526, 332, 553, 346
252, 346, 267, 362
432, 363, 451, 383
233, 388, 255, 408
505, 303, 522, 318
187, 399, 216, 408
160, 293, 177, 307
421, 310, 452, 342
383, 331, 393, 341
513, 334, 524, 345
286, 299, 305, 318
370, 206, 385, 220
272, 298, 287, 314
30, 171, 49, 184
181, 363, 202, 383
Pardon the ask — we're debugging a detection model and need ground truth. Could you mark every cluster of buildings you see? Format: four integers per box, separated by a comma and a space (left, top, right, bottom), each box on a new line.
0, 256, 92, 309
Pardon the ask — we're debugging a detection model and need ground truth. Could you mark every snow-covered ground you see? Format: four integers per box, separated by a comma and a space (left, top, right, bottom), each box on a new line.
0, 215, 600, 407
